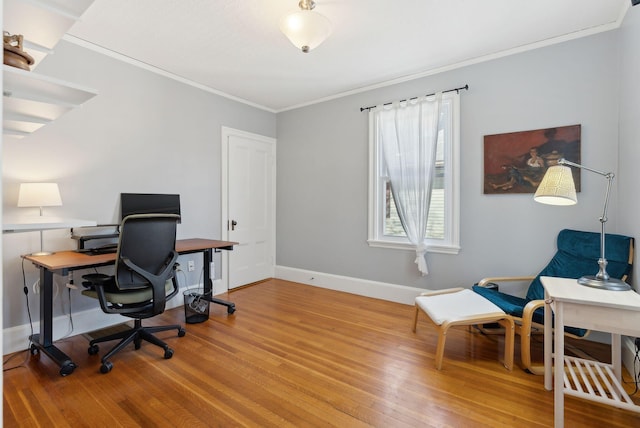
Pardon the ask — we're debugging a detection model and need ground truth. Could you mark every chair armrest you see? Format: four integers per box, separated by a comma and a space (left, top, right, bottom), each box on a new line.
477, 276, 536, 287
522, 299, 545, 325
520, 299, 546, 375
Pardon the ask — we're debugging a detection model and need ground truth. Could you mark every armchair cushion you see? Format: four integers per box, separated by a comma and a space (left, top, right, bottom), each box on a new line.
472, 286, 528, 318
472, 285, 586, 337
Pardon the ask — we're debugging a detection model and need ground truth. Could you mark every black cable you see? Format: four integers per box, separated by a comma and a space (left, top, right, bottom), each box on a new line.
3, 351, 29, 371
3, 258, 35, 372
632, 341, 640, 395
67, 283, 74, 333
21, 257, 34, 343
621, 339, 640, 395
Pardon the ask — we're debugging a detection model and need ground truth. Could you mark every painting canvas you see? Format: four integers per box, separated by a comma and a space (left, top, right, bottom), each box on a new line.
483, 124, 581, 194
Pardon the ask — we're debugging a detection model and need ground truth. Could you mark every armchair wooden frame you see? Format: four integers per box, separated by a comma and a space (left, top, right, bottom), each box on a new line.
474, 276, 590, 375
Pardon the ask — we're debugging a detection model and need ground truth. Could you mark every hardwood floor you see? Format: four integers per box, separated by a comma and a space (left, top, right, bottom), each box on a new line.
4, 279, 640, 427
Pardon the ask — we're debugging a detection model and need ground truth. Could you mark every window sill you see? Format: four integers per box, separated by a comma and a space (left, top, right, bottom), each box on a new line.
367, 239, 460, 255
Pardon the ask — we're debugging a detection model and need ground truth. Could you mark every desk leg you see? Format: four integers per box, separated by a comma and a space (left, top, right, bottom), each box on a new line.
554, 301, 565, 428
544, 290, 552, 391
612, 333, 621, 380
29, 267, 76, 376
200, 248, 236, 314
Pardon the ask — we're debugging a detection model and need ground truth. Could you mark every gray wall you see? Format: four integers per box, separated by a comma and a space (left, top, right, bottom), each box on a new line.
3, 7, 639, 334
618, 6, 640, 292
2, 40, 275, 328
276, 29, 624, 291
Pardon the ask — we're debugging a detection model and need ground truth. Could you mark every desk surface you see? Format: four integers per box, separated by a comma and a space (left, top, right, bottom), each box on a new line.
23, 238, 237, 271
541, 276, 640, 311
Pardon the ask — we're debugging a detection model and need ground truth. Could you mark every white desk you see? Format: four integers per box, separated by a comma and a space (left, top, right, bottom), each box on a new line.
541, 276, 640, 427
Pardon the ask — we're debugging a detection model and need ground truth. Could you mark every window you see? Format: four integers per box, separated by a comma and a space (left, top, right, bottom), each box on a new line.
368, 92, 460, 254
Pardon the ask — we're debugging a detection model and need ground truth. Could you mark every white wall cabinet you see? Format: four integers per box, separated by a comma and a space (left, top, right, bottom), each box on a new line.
3, 0, 97, 140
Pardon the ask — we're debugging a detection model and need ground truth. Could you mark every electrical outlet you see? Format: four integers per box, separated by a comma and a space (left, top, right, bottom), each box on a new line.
187, 260, 195, 272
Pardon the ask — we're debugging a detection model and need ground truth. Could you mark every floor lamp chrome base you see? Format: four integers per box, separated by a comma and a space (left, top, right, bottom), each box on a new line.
578, 275, 631, 291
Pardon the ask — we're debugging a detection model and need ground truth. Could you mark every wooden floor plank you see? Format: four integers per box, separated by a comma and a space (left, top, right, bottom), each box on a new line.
4, 279, 640, 427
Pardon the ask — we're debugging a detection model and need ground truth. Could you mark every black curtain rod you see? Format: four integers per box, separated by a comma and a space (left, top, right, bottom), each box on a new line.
360, 84, 469, 112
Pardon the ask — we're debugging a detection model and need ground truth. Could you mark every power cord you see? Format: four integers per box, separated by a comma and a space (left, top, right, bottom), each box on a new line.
4, 258, 34, 372
632, 338, 640, 395
63, 273, 75, 336
21, 257, 34, 339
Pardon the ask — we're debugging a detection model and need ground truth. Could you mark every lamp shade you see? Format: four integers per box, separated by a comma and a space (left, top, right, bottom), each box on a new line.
18, 183, 62, 208
533, 165, 577, 205
280, 9, 332, 53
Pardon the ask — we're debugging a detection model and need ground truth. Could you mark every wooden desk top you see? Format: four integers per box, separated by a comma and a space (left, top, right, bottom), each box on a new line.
23, 238, 237, 271
541, 276, 640, 311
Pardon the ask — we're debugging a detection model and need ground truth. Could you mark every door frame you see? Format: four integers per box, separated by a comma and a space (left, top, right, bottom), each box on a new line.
221, 126, 277, 290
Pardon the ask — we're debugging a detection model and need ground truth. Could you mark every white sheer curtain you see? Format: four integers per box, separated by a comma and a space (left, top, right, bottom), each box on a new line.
375, 93, 442, 275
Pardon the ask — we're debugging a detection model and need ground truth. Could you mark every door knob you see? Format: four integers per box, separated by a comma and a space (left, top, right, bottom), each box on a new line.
231, 220, 237, 231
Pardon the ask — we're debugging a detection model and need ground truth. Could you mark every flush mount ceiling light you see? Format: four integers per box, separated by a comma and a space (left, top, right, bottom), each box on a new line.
280, 0, 332, 53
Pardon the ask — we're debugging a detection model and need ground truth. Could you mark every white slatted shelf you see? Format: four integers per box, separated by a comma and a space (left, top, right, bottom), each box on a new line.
563, 356, 640, 413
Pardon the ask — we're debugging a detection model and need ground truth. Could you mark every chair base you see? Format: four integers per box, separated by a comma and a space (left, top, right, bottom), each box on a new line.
88, 319, 185, 373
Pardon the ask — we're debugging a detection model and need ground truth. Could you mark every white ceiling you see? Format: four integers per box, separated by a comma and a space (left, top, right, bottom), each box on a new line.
66, 0, 631, 112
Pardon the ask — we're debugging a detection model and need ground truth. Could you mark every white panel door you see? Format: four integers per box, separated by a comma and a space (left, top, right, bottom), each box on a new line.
222, 127, 275, 289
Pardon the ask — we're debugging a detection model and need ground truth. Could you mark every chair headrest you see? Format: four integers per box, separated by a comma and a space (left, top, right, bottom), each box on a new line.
557, 229, 634, 264
526, 229, 634, 301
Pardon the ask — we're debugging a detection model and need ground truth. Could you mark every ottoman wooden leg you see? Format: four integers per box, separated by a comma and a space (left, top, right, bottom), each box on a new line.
412, 305, 420, 332
498, 317, 515, 371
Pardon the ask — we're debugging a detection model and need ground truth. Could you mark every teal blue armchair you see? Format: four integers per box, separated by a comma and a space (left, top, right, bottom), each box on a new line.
472, 229, 634, 373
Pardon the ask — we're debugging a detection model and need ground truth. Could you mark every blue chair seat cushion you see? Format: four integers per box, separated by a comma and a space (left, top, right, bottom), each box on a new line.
472, 285, 527, 318
471, 284, 587, 337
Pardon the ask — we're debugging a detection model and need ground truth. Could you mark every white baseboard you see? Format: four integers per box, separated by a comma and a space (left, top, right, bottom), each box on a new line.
275, 265, 423, 305
3, 287, 190, 356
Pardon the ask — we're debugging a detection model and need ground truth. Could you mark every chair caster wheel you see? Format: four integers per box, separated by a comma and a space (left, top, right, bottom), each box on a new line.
164, 348, 174, 359
88, 344, 99, 355
178, 328, 186, 337
60, 363, 76, 377
100, 361, 113, 374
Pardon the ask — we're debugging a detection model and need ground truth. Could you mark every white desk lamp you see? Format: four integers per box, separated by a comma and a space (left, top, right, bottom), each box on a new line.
17, 182, 62, 256
534, 159, 630, 291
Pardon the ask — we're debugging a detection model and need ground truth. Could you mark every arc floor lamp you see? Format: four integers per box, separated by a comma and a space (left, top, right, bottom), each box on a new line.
534, 159, 630, 291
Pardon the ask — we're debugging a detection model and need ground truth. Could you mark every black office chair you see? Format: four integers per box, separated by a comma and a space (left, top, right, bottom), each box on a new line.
81, 213, 186, 373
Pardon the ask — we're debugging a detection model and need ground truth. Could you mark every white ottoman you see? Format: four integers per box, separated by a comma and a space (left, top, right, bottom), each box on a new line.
412, 287, 514, 370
